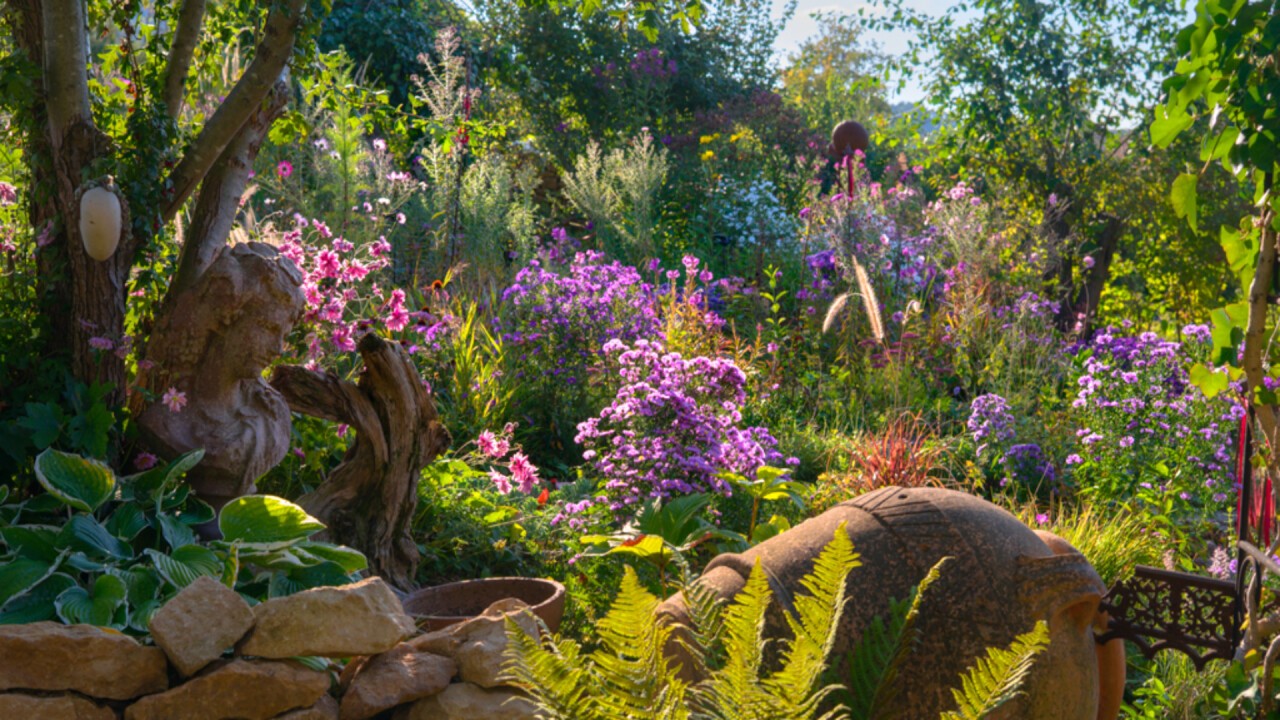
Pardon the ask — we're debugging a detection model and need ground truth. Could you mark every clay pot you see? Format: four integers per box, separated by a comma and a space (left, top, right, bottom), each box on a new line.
403, 578, 565, 633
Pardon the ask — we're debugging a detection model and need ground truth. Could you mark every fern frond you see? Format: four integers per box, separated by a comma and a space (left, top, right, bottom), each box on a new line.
691, 560, 775, 719
846, 556, 951, 720
678, 578, 727, 675
766, 524, 861, 718
503, 616, 595, 719
940, 620, 1050, 720
593, 566, 688, 719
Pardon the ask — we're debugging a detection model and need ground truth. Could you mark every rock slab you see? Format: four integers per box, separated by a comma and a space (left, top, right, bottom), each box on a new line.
399, 682, 537, 720
240, 577, 415, 658
271, 694, 340, 719
340, 644, 456, 720
0, 622, 168, 700
124, 659, 329, 720
450, 598, 538, 688
0, 692, 116, 720
149, 574, 255, 676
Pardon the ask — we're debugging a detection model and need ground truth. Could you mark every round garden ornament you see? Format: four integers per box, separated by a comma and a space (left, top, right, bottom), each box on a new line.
829, 120, 870, 159
657, 486, 1110, 719
78, 181, 123, 261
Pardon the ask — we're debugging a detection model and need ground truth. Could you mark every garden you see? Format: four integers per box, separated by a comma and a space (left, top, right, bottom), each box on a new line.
1, 0, 1279, 717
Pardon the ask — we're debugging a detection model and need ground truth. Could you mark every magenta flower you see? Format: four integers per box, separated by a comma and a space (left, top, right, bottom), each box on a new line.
490, 470, 512, 495
277, 160, 293, 179
1035, 513, 1049, 526
162, 387, 187, 413
0, 182, 16, 206
384, 288, 409, 332
509, 452, 539, 494
476, 430, 510, 459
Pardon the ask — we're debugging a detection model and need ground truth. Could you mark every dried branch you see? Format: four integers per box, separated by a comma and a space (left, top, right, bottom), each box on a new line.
168, 80, 287, 301
162, 0, 207, 119
161, 0, 305, 222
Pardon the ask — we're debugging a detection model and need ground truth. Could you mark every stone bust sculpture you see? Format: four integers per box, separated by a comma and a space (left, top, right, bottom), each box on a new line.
138, 242, 305, 514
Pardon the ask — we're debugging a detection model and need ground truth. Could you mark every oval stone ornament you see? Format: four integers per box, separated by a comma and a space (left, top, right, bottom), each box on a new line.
218, 495, 325, 549
34, 448, 116, 513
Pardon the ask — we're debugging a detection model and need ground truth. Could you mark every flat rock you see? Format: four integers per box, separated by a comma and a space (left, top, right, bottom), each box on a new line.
0, 622, 168, 700
271, 694, 339, 719
340, 644, 455, 720
453, 599, 538, 688
124, 659, 329, 720
149, 575, 255, 676
240, 577, 415, 658
0, 692, 116, 720
398, 683, 537, 720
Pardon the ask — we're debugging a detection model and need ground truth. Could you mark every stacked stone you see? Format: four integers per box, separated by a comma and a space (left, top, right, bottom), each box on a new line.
0, 576, 540, 719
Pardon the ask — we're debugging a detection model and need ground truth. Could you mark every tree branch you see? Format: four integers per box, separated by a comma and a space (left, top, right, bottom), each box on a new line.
162, 0, 206, 119
1244, 196, 1279, 479
42, 0, 92, 140
161, 0, 305, 222
167, 80, 287, 301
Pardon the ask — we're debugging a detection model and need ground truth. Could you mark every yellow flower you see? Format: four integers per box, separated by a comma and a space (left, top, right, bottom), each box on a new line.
700, 150, 715, 161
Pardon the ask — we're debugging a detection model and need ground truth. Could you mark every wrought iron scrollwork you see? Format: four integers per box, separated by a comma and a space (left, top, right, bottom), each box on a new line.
1096, 565, 1240, 671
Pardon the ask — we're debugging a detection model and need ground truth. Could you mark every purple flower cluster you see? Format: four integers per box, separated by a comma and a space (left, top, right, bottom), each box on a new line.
498, 251, 661, 387
629, 48, 677, 79
573, 339, 783, 513
1001, 443, 1055, 487
1068, 327, 1238, 515
968, 393, 1015, 456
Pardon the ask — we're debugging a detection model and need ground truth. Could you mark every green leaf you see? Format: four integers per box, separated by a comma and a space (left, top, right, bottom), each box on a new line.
1151, 105, 1194, 148
55, 574, 127, 628
295, 542, 368, 573
1170, 172, 1199, 232
0, 572, 76, 624
59, 514, 133, 561
0, 558, 57, 606
156, 512, 196, 550
120, 449, 204, 502
66, 402, 112, 459
34, 448, 115, 512
105, 503, 148, 541
218, 495, 325, 549
147, 545, 224, 589
128, 599, 162, 634
0, 525, 61, 563
1190, 364, 1230, 398
17, 403, 63, 449
285, 560, 355, 589
1220, 225, 1259, 292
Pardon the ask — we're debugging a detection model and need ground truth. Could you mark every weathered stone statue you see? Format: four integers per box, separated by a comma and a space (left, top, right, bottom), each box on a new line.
138, 242, 305, 514
656, 486, 1109, 719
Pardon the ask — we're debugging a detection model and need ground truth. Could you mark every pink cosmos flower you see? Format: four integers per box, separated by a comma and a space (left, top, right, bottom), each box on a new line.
509, 452, 539, 494
476, 430, 510, 459
490, 470, 512, 495
385, 289, 409, 332
133, 452, 158, 470
277, 160, 293, 178
0, 182, 16, 206
316, 249, 341, 279
162, 387, 187, 413
370, 237, 392, 257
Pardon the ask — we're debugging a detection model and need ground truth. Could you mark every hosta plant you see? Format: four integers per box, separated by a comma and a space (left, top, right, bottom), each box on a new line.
0, 448, 367, 635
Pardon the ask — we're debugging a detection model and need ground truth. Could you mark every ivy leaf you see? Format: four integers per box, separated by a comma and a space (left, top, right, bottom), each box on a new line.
1170, 172, 1199, 232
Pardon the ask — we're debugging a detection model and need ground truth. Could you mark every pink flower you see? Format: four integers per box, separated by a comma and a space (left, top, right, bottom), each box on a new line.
88, 336, 114, 351
396, 213, 406, 225
277, 160, 293, 178
316, 249, 341, 278
36, 222, 54, 248
476, 430, 510, 459
0, 182, 16, 206
372, 138, 387, 152
1035, 513, 1049, 526
1082, 255, 1096, 270
490, 470, 512, 495
385, 289, 409, 332
162, 387, 187, 413
509, 452, 539, 494
370, 237, 392, 257
133, 452, 158, 470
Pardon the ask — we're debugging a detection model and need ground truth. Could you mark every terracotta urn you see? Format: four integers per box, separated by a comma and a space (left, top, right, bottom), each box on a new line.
828, 120, 870, 160
403, 577, 566, 633
656, 486, 1106, 719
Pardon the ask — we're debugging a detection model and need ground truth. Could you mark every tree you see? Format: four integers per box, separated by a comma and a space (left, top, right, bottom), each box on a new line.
781, 13, 890, 139
856, 0, 1184, 333
1, 0, 322, 410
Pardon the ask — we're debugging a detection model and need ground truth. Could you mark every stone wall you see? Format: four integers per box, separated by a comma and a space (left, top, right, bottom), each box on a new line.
0, 576, 540, 720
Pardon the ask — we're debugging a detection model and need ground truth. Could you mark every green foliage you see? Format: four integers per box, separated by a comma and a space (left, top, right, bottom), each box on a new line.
1024, 503, 1163, 588
939, 620, 1050, 720
845, 558, 948, 719
0, 448, 366, 635
780, 13, 890, 138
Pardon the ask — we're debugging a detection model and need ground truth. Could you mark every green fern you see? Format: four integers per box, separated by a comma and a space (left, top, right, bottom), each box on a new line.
503, 617, 594, 719
940, 620, 1050, 720
845, 557, 951, 720
594, 567, 689, 719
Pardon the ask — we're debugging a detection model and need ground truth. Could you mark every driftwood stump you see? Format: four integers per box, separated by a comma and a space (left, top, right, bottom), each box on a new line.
271, 333, 450, 590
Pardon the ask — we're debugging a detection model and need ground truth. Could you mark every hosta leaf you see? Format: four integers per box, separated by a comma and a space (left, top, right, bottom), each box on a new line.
218, 495, 325, 549
55, 574, 127, 627
0, 486, 8, 505
120, 449, 204, 502
59, 514, 133, 561
0, 557, 57, 606
285, 561, 353, 590
291, 656, 330, 672
295, 542, 368, 573
128, 599, 163, 634
109, 567, 162, 606
0, 572, 76, 624
64, 552, 110, 573
34, 448, 115, 512
105, 503, 148, 541
237, 547, 315, 571
176, 498, 215, 526
147, 546, 224, 590
156, 513, 196, 550
0, 525, 61, 563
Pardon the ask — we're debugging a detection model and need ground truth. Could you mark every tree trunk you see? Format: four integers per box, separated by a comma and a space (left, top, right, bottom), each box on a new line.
271, 334, 451, 590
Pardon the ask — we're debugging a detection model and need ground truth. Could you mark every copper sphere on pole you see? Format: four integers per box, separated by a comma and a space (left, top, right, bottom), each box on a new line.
828, 120, 870, 160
